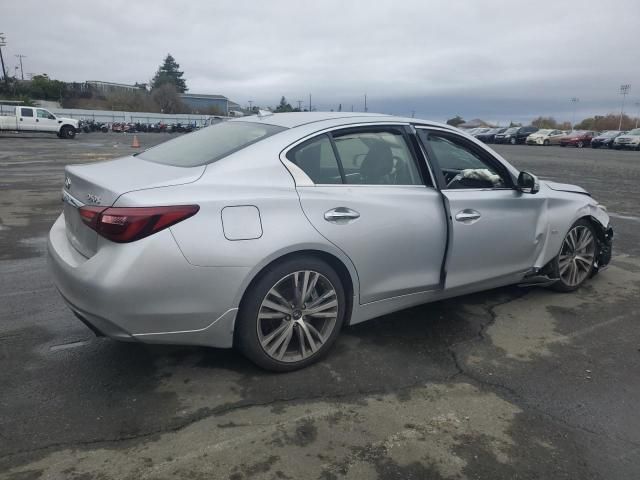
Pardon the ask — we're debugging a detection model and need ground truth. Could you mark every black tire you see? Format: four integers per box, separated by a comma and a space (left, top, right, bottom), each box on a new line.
543, 140, 550, 146
550, 219, 597, 292
236, 256, 347, 372
60, 125, 76, 139
561, 143, 567, 147
577, 141, 584, 148
509, 137, 517, 145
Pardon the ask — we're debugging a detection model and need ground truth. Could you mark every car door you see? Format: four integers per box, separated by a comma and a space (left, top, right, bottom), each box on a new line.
416, 128, 547, 290
18, 107, 38, 131
286, 125, 448, 304
35, 109, 59, 132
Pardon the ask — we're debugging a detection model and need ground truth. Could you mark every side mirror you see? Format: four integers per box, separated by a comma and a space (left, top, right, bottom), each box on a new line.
517, 171, 539, 194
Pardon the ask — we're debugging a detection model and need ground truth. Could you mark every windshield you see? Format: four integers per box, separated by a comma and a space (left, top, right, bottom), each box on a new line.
568, 130, 586, 136
536, 129, 552, 135
138, 121, 286, 167
504, 127, 519, 134
628, 128, 640, 136
601, 130, 620, 137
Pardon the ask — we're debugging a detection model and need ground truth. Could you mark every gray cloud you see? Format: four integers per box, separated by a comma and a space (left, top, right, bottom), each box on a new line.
2, 0, 639, 122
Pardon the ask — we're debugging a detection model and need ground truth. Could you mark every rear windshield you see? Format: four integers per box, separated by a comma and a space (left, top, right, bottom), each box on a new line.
138, 121, 286, 167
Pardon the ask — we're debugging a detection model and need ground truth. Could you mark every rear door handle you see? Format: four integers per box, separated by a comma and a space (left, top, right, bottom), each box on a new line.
455, 209, 481, 223
324, 207, 360, 222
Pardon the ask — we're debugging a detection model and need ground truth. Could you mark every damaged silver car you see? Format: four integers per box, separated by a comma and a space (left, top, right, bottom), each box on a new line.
48, 112, 613, 371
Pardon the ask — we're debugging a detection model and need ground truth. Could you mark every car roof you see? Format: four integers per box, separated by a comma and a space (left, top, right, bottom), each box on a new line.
229, 111, 453, 130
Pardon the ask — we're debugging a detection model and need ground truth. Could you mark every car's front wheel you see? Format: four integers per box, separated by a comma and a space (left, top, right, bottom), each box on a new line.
236, 257, 346, 371
509, 137, 517, 145
551, 220, 597, 292
543, 140, 550, 146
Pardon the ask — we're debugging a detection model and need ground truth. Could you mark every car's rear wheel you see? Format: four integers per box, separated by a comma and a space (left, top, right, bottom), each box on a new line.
577, 141, 584, 148
236, 257, 346, 371
551, 220, 597, 292
543, 140, 550, 146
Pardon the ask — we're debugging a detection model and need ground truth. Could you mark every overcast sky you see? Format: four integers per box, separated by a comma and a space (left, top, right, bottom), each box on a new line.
2, 0, 639, 123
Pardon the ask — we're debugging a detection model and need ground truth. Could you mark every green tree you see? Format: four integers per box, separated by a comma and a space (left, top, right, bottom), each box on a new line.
446, 115, 465, 127
151, 54, 187, 93
275, 96, 293, 113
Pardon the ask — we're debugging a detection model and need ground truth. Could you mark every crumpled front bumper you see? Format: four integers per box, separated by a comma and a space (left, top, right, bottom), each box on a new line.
594, 225, 614, 273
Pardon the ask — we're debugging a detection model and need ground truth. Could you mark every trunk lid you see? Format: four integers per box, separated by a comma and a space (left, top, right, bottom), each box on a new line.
62, 156, 205, 257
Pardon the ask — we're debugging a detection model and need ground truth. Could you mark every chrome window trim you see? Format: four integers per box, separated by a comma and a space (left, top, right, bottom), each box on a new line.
279, 121, 437, 188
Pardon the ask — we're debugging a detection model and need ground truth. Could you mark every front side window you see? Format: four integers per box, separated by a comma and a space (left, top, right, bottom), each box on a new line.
332, 129, 422, 185
21, 108, 33, 117
286, 134, 342, 184
418, 131, 508, 189
36, 109, 54, 119
139, 121, 286, 167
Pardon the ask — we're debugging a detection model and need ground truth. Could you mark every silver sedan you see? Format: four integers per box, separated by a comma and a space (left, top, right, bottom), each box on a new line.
48, 112, 613, 371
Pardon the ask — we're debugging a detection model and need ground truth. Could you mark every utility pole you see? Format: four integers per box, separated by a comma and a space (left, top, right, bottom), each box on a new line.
0, 33, 7, 86
570, 97, 579, 128
15, 54, 26, 80
364, 94, 368, 112
308, 93, 312, 112
296, 99, 303, 111
411, 110, 415, 118
619, 84, 631, 130
635, 101, 640, 129
248, 100, 253, 111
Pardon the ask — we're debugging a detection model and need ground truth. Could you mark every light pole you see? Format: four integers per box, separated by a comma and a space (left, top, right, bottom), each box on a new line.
619, 84, 631, 130
635, 101, 640, 129
248, 100, 253, 111
15, 54, 26, 80
308, 93, 312, 112
570, 97, 579, 128
364, 93, 368, 112
296, 99, 303, 111
0, 33, 7, 85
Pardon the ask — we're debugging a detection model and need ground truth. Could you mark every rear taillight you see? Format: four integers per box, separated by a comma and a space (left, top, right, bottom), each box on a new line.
79, 205, 199, 243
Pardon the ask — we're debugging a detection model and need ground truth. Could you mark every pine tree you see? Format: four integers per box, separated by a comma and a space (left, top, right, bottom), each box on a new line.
151, 54, 187, 93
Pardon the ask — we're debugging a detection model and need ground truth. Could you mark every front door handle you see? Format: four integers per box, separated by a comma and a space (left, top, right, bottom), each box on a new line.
324, 207, 360, 223
455, 209, 481, 223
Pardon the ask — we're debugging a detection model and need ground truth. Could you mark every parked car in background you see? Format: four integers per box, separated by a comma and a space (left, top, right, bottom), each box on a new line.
525, 129, 566, 146
591, 131, 625, 149
613, 128, 640, 150
475, 127, 508, 143
494, 126, 538, 144
0, 106, 79, 139
560, 131, 596, 148
48, 112, 613, 371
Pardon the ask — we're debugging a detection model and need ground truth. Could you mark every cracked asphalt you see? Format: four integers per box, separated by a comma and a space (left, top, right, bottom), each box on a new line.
1, 132, 640, 479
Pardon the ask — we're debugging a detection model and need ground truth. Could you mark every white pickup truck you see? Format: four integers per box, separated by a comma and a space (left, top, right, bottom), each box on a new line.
0, 106, 79, 139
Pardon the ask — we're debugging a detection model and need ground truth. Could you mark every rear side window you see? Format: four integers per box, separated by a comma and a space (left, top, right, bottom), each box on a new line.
21, 108, 33, 117
287, 135, 342, 184
138, 121, 286, 167
333, 129, 422, 185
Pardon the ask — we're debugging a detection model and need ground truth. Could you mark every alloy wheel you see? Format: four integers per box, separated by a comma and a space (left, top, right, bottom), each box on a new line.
558, 225, 596, 287
257, 270, 339, 362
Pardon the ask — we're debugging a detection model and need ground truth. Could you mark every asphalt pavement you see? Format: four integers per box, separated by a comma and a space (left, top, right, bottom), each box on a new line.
1, 132, 639, 479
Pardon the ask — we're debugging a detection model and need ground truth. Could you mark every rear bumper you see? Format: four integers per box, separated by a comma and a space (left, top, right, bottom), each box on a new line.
47, 214, 247, 348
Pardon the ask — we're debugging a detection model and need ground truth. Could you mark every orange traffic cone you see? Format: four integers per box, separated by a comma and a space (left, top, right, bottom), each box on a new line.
131, 135, 140, 148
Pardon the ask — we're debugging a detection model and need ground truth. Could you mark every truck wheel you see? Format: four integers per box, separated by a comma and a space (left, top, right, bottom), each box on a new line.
60, 126, 76, 139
